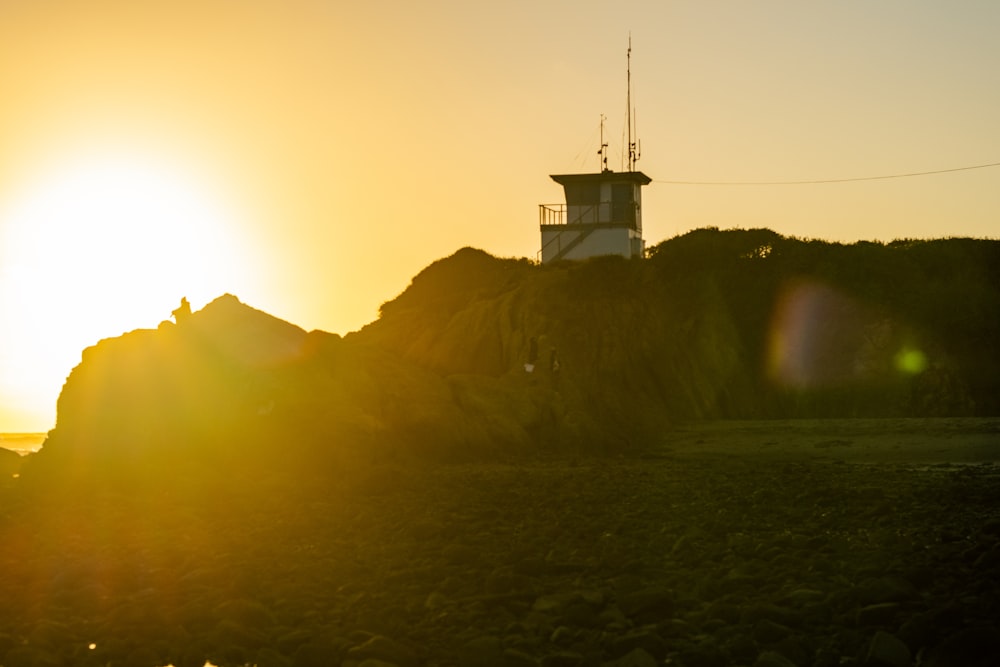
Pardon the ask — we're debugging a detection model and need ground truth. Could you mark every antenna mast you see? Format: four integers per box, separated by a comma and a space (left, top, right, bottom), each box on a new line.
598, 114, 608, 171
626, 33, 640, 172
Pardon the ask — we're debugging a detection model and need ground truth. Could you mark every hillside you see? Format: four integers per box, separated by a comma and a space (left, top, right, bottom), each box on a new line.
22, 229, 1000, 487
361, 229, 999, 422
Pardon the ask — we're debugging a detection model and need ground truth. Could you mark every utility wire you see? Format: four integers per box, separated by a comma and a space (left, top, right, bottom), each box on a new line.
653, 160, 1000, 186
573, 120, 606, 170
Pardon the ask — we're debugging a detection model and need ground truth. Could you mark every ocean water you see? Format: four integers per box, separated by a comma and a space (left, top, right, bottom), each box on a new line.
0, 433, 46, 455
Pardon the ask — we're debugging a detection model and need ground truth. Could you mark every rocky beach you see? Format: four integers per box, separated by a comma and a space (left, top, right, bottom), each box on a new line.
2, 418, 999, 667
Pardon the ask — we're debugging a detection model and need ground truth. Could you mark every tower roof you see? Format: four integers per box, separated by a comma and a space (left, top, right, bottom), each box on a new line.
550, 171, 652, 186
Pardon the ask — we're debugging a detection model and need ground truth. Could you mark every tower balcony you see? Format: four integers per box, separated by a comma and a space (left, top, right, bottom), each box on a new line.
539, 202, 639, 231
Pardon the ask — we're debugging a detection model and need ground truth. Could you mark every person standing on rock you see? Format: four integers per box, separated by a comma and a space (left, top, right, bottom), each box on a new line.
172, 297, 191, 324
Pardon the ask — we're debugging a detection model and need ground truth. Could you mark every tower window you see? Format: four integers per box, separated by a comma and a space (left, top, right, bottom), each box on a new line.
565, 183, 601, 205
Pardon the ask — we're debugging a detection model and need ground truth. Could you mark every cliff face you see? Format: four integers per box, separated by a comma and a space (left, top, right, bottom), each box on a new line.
24, 231, 1000, 486
359, 248, 759, 433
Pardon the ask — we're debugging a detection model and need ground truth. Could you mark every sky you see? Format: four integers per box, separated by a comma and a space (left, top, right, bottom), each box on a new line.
1, 0, 999, 432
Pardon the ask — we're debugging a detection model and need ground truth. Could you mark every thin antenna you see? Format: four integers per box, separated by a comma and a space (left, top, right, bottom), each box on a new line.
635, 110, 641, 165
626, 33, 640, 171
598, 114, 608, 171
626, 34, 632, 171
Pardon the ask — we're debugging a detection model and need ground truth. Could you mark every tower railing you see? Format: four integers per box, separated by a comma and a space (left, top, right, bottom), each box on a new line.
539, 203, 606, 226
538, 203, 638, 229
539, 204, 566, 226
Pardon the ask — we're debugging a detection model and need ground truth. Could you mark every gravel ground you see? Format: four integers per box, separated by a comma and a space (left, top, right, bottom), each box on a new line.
1, 419, 999, 667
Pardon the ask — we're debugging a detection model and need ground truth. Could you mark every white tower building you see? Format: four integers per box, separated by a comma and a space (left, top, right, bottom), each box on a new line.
538, 169, 651, 263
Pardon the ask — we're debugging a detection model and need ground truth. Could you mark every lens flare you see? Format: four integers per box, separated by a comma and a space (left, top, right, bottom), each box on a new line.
895, 347, 928, 375
766, 281, 859, 388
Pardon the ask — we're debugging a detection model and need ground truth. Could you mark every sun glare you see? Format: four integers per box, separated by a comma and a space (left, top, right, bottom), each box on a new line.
0, 150, 260, 431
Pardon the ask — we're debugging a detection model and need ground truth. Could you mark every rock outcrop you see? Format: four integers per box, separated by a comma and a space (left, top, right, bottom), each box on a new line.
23, 230, 1000, 486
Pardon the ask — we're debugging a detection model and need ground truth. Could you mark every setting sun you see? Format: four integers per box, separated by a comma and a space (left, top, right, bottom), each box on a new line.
0, 150, 261, 432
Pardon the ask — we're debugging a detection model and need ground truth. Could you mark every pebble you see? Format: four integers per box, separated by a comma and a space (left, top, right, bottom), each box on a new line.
459, 635, 504, 666
550, 626, 576, 645
616, 586, 674, 623
865, 630, 911, 667
855, 575, 918, 605
785, 588, 825, 606
504, 647, 541, 667
673, 639, 728, 667
540, 650, 584, 667
487, 568, 537, 595
753, 618, 792, 644
606, 629, 667, 661
856, 602, 900, 627
602, 647, 658, 667
753, 650, 799, 667
534, 592, 581, 615
345, 635, 418, 667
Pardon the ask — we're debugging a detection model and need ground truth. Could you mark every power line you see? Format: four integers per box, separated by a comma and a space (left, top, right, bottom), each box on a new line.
653, 160, 1000, 186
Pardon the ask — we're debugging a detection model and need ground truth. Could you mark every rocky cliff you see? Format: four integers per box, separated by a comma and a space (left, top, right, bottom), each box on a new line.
24, 229, 1000, 486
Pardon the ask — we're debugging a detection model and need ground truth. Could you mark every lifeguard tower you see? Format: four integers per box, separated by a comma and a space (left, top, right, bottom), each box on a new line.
538, 169, 651, 263
538, 38, 651, 263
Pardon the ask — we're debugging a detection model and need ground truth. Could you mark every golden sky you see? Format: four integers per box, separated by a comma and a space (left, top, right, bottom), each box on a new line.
2, 0, 999, 432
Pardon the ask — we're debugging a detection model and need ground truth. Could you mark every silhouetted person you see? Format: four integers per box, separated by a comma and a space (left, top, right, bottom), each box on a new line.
172, 297, 191, 324
549, 348, 559, 374
525, 336, 538, 373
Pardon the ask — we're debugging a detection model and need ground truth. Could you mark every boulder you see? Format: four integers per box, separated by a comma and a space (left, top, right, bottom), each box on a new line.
616, 586, 674, 623
602, 648, 658, 667
345, 635, 418, 667
857, 602, 900, 628
753, 651, 798, 667
865, 630, 911, 667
